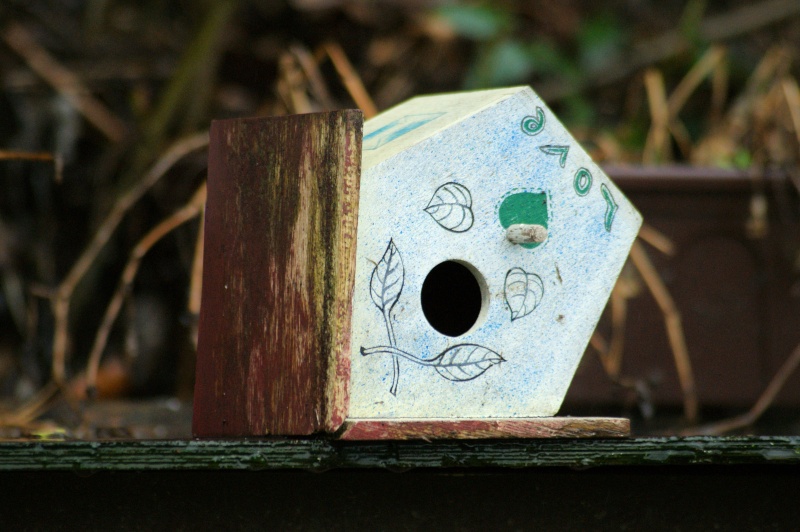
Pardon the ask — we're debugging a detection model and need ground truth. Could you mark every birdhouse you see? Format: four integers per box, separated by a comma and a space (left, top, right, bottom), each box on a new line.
193, 87, 642, 440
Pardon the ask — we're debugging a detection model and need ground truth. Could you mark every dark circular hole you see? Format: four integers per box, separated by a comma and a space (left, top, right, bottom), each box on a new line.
420, 261, 483, 337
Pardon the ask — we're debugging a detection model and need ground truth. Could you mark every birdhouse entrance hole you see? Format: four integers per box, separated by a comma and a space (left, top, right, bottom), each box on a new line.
421, 260, 487, 337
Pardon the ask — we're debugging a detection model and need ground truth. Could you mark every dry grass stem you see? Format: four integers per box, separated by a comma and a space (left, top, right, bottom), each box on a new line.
278, 53, 314, 114
85, 184, 207, 395
590, 331, 610, 367
0, 150, 63, 182
51, 132, 209, 384
667, 46, 727, 116
321, 41, 379, 118
2, 23, 129, 143
607, 288, 627, 378
290, 45, 335, 110
188, 214, 205, 315
188, 208, 205, 348
687, 342, 800, 435
539, 0, 800, 102
643, 69, 671, 163
781, 77, 800, 148
0, 381, 58, 427
0, 150, 54, 162
638, 224, 676, 256
630, 241, 698, 421
710, 53, 730, 123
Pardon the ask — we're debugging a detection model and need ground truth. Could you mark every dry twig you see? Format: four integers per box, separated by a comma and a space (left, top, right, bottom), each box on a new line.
643, 69, 671, 163
686, 342, 800, 435
319, 41, 379, 118
85, 183, 207, 396
51, 132, 209, 385
2, 23, 129, 143
629, 241, 698, 422
538, 0, 800, 102
781, 77, 800, 149
290, 45, 336, 110
188, 207, 205, 346
645, 47, 728, 163
0, 381, 59, 427
277, 52, 315, 114
638, 224, 676, 256
667, 46, 727, 117
0, 150, 63, 182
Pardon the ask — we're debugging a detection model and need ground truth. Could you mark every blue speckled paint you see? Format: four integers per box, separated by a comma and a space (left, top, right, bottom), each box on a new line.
349, 87, 642, 419
363, 113, 445, 150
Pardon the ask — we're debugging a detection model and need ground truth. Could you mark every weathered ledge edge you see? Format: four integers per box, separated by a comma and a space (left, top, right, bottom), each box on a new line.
1, 437, 799, 471
338, 417, 630, 440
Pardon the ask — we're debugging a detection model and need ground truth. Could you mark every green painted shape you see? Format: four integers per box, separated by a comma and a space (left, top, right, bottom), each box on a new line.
520, 107, 545, 136
539, 145, 569, 168
600, 183, 618, 232
573, 167, 592, 196
498, 192, 548, 249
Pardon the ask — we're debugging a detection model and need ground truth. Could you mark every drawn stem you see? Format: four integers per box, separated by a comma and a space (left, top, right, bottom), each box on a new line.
382, 308, 400, 396
361, 346, 435, 366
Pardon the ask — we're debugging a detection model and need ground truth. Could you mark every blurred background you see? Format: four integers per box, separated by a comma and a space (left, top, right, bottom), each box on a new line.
0, 0, 799, 438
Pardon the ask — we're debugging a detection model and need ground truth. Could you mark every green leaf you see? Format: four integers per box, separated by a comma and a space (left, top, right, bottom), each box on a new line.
465, 39, 535, 88
562, 95, 594, 127
679, 0, 708, 43
733, 149, 752, 169
527, 42, 581, 81
435, 5, 513, 41
578, 14, 625, 73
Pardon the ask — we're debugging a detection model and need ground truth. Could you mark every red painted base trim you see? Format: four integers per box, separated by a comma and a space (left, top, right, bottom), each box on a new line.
339, 417, 630, 440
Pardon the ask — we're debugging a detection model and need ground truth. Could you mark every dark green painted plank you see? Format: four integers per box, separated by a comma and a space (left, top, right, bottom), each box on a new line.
1, 437, 800, 471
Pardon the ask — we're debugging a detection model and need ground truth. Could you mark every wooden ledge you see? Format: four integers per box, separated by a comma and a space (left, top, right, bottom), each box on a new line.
339, 417, 630, 440
3, 437, 800, 470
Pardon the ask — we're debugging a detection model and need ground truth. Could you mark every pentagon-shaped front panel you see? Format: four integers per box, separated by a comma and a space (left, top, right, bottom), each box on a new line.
349, 87, 641, 419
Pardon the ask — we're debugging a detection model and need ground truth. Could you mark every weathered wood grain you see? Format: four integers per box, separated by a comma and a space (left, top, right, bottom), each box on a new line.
192, 110, 362, 437
339, 417, 630, 440
2, 437, 800, 470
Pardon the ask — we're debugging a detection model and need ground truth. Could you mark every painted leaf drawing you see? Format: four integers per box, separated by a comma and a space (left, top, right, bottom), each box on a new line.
432, 344, 504, 382
370, 239, 404, 313
360, 343, 504, 383
504, 267, 544, 321
424, 182, 474, 233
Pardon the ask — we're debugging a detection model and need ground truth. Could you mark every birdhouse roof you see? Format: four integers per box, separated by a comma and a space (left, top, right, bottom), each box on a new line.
362, 86, 523, 171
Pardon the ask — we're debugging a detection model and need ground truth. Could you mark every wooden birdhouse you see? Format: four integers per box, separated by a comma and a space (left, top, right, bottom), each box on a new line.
193, 87, 642, 440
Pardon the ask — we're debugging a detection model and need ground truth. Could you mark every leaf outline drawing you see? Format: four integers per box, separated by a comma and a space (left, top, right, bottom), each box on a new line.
369, 239, 404, 314
361, 344, 504, 383
362, 240, 505, 395
432, 344, 505, 381
369, 239, 404, 394
504, 267, 544, 321
424, 181, 474, 233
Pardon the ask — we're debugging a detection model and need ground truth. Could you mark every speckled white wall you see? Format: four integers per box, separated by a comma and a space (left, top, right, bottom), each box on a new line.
349, 87, 642, 419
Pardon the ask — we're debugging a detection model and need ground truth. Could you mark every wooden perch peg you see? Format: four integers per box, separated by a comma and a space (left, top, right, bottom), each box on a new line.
506, 223, 548, 244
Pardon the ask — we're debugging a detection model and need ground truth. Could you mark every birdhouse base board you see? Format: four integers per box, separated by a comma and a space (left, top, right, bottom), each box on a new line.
338, 417, 630, 440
